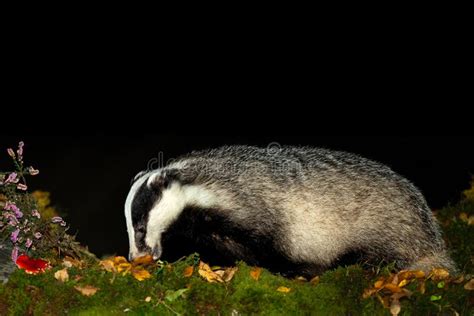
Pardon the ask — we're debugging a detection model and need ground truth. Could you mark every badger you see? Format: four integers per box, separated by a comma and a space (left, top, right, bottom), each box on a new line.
124, 145, 456, 277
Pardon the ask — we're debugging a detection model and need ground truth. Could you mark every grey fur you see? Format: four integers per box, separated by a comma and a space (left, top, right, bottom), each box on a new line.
127, 145, 456, 275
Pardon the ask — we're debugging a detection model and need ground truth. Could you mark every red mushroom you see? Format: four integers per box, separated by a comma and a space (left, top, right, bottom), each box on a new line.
15, 255, 50, 274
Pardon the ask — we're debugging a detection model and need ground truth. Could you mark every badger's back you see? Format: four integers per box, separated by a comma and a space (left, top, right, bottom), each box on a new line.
135, 146, 456, 276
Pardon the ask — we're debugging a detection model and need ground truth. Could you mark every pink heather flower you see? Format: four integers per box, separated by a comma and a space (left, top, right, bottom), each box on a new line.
7, 148, 15, 158
4, 202, 19, 212
17, 141, 24, 158
34, 232, 42, 239
17, 183, 28, 191
11, 229, 20, 243
11, 246, 19, 262
28, 167, 40, 176
25, 238, 32, 248
14, 208, 23, 219
5, 172, 19, 184
31, 209, 41, 219
51, 216, 63, 223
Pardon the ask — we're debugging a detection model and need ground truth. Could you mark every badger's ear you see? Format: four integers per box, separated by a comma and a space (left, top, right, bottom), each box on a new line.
149, 169, 180, 192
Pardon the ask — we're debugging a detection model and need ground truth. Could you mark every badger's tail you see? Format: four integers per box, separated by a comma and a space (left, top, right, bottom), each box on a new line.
407, 251, 458, 275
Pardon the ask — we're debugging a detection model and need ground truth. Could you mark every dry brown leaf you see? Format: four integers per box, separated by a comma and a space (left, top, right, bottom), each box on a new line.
452, 275, 465, 284
430, 268, 450, 281
198, 261, 223, 283
295, 276, 307, 282
223, 267, 238, 282
390, 298, 401, 316
277, 286, 291, 293
310, 276, 320, 285
391, 288, 412, 301
54, 268, 69, 282
132, 255, 153, 266
250, 267, 262, 281
214, 270, 225, 278
183, 266, 194, 277
100, 259, 116, 273
384, 283, 402, 293
74, 285, 99, 296
145, 296, 151, 302
132, 267, 152, 281
374, 280, 385, 289
464, 279, 474, 290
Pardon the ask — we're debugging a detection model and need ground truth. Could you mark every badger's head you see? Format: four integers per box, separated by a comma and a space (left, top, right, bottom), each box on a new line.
124, 168, 218, 261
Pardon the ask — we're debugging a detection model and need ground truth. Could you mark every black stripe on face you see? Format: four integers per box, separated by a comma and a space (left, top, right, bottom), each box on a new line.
131, 179, 161, 253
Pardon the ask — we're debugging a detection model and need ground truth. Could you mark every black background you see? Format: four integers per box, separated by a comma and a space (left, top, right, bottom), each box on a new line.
0, 135, 473, 258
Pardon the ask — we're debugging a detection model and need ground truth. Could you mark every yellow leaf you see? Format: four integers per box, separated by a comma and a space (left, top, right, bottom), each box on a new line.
398, 279, 408, 287
54, 268, 69, 282
250, 267, 262, 281
132, 267, 152, 281
117, 262, 132, 274
132, 255, 153, 266
277, 286, 291, 293
183, 266, 194, 277
99, 259, 116, 273
145, 296, 151, 302
74, 285, 99, 296
468, 215, 474, 226
362, 288, 378, 299
198, 261, 223, 283
413, 270, 425, 279
464, 279, 474, 290
430, 268, 450, 280
113, 256, 128, 265
459, 212, 468, 222
374, 280, 384, 289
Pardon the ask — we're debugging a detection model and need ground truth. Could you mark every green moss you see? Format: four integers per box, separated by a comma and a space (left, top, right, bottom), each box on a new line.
1, 200, 473, 315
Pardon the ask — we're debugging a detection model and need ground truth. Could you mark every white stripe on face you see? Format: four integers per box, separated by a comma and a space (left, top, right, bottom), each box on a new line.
124, 172, 152, 259
144, 183, 219, 259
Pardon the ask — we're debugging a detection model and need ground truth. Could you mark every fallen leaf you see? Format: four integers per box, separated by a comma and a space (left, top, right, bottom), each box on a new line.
398, 279, 408, 287
214, 270, 225, 278
430, 268, 450, 281
100, 259, 116, 273
132, 255, 153, 266
15, 255, 50, 274
180, 265, 193, 277
165, 288, 188, 302
145, 296, 151, 302
310, 276, 320, 285
132, 267, 151, 281
277, 286, 291, 293
114, 256, 128, 265
250, 267, 262, 281
459, 212, 468, 222
468, 215, 474, 225
374, 280, 385, 289
391, 288, 412, 301
74, 285, 99, 296
223, 267, 238, 282
418, 281, 426, 294
390, 298, 401, 316
198, 261, 223, 283
54, 268, 69, 282
117, 262, 132, 274
383, 283, 402, 293
464, 279, 474, 290
452, 275, 465, 284
295, 276, 307, 282
363, 288, 378, 299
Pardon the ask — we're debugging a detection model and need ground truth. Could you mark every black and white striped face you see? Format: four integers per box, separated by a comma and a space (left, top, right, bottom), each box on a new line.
125, 169, 219, 261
